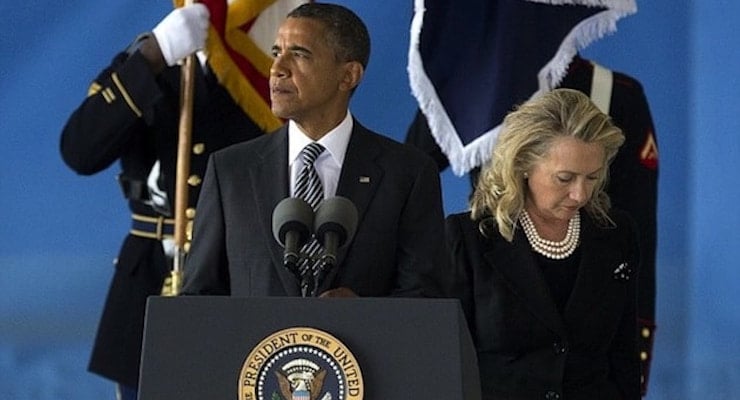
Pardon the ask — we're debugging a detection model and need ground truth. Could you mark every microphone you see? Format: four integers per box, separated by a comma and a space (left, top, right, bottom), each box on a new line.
272, 197, 314, 275
314, 196, 359, 270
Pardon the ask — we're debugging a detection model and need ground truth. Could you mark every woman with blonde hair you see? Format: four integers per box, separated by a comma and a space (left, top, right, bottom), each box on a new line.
446, 88, 640, 399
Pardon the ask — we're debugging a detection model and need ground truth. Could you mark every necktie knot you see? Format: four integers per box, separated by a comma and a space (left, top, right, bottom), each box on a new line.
300, 142, 325, 166
295, 142, 326, 210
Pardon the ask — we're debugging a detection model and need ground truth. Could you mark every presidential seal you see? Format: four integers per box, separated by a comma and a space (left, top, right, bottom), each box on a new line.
238, 327, 364, 400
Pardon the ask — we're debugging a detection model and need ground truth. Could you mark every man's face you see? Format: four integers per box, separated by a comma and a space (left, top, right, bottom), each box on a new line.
269, 17, 355, 130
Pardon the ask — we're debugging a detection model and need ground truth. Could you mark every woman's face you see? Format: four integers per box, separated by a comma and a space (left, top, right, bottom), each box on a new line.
525, 136, 605, 225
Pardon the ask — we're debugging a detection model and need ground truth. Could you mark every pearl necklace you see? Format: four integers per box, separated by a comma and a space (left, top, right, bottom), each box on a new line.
519, 209, 581, 259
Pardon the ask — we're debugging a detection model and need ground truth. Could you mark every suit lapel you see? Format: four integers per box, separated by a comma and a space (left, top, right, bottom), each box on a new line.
249, 127, 301, 296
319, 122, 382, 293
335, 122, 382, 218
486, 229, 567, 336
564, 214, 623, 322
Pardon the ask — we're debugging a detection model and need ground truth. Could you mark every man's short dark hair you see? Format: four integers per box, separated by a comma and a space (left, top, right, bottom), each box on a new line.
287, 2, 371, 69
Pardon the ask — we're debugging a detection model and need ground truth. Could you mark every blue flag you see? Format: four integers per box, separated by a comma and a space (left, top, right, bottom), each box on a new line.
408, 0, 636, 175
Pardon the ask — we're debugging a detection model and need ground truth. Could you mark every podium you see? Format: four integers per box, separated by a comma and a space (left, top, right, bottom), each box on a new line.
138, 296, 481, 400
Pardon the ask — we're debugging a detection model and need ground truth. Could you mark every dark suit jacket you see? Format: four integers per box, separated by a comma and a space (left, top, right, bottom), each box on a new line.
182, 120, 446, 297
445, 210, 640, 400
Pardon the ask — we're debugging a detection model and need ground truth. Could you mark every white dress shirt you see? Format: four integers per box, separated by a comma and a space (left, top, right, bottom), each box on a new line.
288, 111, 352, 199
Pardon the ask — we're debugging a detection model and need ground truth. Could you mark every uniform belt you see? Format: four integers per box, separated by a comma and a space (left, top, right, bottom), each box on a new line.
130, 213, 175, 240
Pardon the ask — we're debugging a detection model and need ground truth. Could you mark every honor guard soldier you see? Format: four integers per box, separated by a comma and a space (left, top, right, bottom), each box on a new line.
60, 4, 265, 399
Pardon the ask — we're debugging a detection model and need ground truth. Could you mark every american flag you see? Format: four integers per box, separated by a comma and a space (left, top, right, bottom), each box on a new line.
176, 0, 310, 132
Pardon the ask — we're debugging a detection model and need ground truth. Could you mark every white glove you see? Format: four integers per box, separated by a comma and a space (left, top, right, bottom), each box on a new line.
146, 160, 170, 215
152, 3, 210, 66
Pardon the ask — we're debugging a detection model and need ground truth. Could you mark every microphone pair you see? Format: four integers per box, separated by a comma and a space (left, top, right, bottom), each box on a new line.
272, 196, 359, 293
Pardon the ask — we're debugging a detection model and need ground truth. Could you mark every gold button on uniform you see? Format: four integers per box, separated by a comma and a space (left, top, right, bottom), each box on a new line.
640, 351, 648, 361
641, 328, 651, 338
187, 175, 202, 186
186, 208, 196, 219
186, 220, 194, 242
193, 143, 205, 155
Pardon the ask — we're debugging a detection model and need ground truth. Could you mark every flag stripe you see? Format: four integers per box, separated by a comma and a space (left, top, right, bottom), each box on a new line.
173, 0, 310, 132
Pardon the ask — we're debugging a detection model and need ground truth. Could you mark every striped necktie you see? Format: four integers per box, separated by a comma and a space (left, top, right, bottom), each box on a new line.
294, 142, 325, 278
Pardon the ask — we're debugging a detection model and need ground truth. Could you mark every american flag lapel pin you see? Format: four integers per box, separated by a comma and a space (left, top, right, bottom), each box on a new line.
359, 176, 370, 183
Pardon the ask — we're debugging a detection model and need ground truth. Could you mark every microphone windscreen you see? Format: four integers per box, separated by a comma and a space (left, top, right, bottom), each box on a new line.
314, 196, 359, 248
272, 197, 314, 246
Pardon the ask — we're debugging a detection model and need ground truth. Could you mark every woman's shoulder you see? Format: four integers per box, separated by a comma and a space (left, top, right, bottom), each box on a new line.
607, 208, 639, 233
584, 208, 639, 254
445, 211, 503, 242
583, 208, 636, 231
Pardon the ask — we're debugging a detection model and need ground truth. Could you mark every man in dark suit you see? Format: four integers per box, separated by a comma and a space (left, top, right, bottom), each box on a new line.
182, 3, 446, 298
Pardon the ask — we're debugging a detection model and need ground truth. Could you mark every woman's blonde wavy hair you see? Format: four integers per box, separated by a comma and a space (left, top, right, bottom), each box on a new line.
470, 88, 625, 241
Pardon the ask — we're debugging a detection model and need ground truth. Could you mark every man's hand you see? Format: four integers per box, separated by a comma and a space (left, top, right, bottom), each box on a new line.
152, 3, 210, 66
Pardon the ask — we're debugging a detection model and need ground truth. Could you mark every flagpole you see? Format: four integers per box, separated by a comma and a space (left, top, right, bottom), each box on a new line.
163, 0, 197, 296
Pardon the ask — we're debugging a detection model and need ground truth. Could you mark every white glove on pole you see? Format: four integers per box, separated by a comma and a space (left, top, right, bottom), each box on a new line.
152, 3, 210, 66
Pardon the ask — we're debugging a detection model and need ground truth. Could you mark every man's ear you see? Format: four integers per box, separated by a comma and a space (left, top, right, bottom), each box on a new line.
340, 61, 364, 92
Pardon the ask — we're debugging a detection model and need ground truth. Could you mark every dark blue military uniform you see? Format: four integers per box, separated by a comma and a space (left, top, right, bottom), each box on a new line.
60, 40, 265, 389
